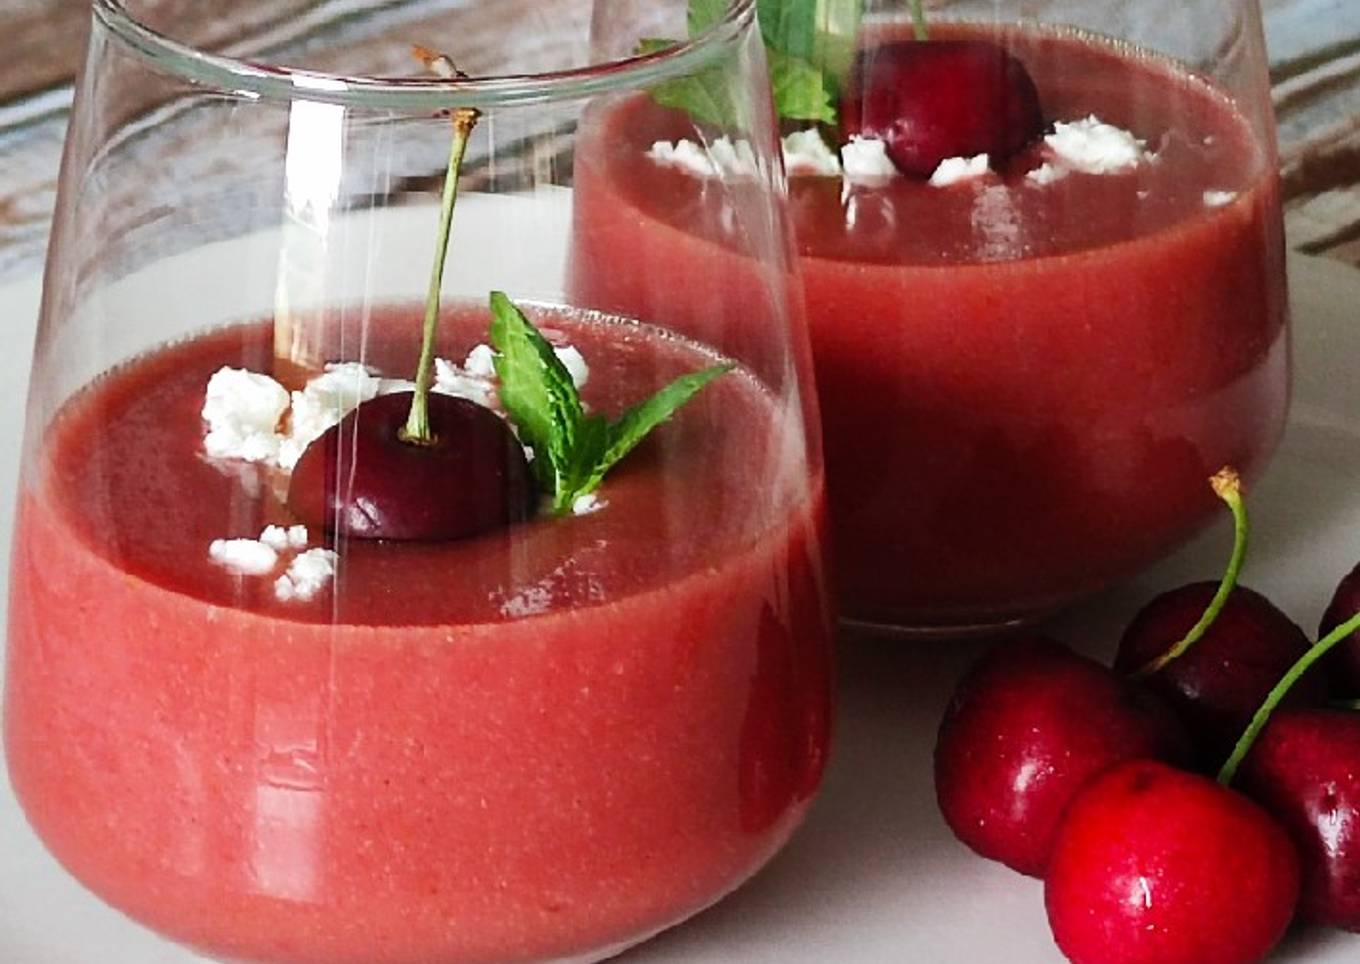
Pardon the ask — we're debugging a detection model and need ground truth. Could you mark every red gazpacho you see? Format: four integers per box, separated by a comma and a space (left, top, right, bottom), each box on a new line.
569, 24, 1287, 629
4, 306, 830, 964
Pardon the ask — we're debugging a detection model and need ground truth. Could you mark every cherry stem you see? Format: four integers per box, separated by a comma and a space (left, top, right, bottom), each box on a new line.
909, 0, 928, 41
401, 47, 481, 447
1130, 467, 1247, 680
1219, 608, 1360, 785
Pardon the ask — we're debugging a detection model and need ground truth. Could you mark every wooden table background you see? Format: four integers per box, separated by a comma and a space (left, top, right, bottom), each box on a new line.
0, 0, 1356, 282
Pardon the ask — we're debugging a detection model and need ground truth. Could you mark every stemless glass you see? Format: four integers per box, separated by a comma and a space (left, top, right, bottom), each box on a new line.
569, 0, 1288, 635
2, 2, 832, 962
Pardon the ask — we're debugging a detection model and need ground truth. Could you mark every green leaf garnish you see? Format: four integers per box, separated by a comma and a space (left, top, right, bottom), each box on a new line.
639, 0, 859, 127
767, 47, 837, 124
488, 292, 732, 514
637, 38, 740, 128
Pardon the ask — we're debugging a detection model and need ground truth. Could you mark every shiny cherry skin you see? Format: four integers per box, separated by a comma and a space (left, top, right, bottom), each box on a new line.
1046, 760, 1299, 964
840, 40, 1043, 178
287, 392, 536, 541
934, 636, 1190, 877
1240, 708, 1360, 931
1318, 562, 1360, 696
1113, 583, 1325, 766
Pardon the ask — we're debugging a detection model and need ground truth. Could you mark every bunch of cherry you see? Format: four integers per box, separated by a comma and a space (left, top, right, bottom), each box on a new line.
935, 470, 1360, 964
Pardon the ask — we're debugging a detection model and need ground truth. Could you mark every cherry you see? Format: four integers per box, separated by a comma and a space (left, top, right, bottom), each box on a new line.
1317, 562, 1360, 695
1045, 759, 1299, 964
1114, 583, 1327, 765
1239, 708, 1360, 931
840, 40, 1043, 178
287, 392, 536, 540
934, 636, 1190, 877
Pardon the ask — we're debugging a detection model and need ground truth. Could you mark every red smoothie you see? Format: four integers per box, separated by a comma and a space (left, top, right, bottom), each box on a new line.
4, 306, 831, 964
569, 25, 1287, 629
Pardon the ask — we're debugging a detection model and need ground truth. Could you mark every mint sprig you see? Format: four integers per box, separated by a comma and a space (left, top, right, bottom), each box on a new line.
488, 292, 731, 514
640, 0, 860, 127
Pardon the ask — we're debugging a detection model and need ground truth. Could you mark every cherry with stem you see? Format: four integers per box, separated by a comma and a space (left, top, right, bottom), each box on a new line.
1219, 607, 1360, 785
1131, 467, 1247, 679
908, 0, 928, 41
402, 46, 479, 447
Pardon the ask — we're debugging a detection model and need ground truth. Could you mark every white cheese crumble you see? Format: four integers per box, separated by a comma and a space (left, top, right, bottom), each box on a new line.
647, 137, 758, 178
279, 362, 385, 470
463, 343, 497, 379
433, 357, 496, 408
208, 538, 279, 575
260, 524, 309, 552
707, 137, 759, 177
274, 548, 340, 602
1203, 189, 1238, 208
202, 368, 289, 464
840, 136, 898, 182
1025, 162, 1067, 186
929, 154, 991, 188
782, 129, 841, 177
571, 493, 606, 516
647, 139, 718, 177
553, 345, 590, 389
1044, 116, 1150, 175
209, 526, 331, 601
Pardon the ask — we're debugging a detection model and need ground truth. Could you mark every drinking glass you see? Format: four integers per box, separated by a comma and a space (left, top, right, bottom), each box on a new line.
2, 2, 831, 962
569, 0, 1288, 635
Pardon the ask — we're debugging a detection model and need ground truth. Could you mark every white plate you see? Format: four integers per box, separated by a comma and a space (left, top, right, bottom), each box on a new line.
2, 253, 1360, 963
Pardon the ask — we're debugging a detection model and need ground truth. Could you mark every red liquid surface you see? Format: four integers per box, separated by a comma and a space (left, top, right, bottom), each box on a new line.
569, 26, 1288, 627
4, 307, 831, 964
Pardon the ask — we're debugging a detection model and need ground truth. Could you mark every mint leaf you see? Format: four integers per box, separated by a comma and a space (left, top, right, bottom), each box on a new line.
768, 48, 836, 124
688, 0, 729, 33
639, 0, 859, 127
488, 291, 582, 499
580, 364, 733, 495
637, 38, 738, 128
489, 293, 731, 514
757, 0, 818, 61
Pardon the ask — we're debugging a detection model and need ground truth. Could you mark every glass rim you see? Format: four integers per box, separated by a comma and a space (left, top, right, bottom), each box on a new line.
92, 0, 756, 109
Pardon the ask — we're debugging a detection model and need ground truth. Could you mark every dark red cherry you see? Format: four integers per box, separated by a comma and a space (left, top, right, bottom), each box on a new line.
1113, 583, 1326, 766
287, 392, 536, 541
1318, 562, 1360, 696
1239, 708, 1360, 931
840, 40, 1043, 178
934, 636, 1190, 877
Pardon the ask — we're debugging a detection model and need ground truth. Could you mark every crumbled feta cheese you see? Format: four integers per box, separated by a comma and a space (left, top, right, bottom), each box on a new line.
1025, 162, 1068, 186
841, 136, 898, 181
1044, 116, 1150, 174
782, 129, 841, 177
433, 357, 496, 407
258, 524, 310, 550
202, 368, 289, 463
572, 493, 606, 516
259, 525, 293, 552
647, 139, 718, 178
274, 548, 339, 602
1203, 190, 1238, 208
464, 343, 497, 379
647, 137, 757, 178
554, 346, 590, 389
929, 154, 991, 188
278, 363, 385, 470
708, 136, 758, 177
209, 538, 279, 576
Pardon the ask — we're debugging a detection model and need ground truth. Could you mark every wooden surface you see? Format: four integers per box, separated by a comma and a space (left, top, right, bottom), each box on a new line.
0, 0, 1356, 280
